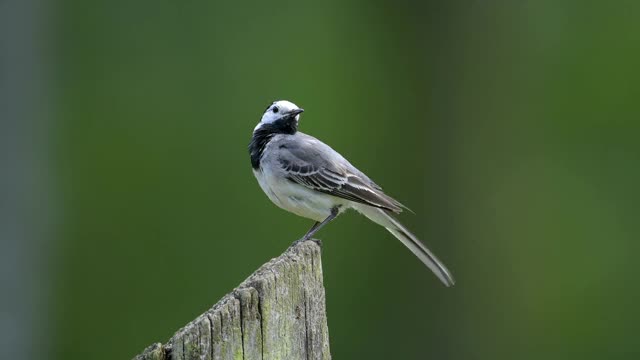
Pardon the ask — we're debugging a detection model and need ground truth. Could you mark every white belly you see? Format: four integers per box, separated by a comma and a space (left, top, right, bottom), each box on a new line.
253, 168, 346, 222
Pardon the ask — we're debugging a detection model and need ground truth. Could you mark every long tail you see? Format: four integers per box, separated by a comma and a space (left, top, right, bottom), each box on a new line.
356, 206, 455, 287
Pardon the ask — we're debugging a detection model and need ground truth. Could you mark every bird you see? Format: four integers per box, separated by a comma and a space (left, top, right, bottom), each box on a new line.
249, 100, 455, 287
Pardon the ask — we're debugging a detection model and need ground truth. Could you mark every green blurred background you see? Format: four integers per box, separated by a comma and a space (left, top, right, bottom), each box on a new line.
9, 0, 639, 359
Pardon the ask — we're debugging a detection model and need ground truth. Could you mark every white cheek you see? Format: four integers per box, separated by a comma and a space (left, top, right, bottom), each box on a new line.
261, 113, 278, 124
254, 113, 278, 131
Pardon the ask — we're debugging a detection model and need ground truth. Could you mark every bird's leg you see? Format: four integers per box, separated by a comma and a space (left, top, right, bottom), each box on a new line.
290, 207, 340, 248
301, 206, 340, 241
290, 221, 321, 248
303, 222, 321, 239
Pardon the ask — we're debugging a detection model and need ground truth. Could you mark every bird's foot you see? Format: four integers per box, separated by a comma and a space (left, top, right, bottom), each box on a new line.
289, 237, 322, 249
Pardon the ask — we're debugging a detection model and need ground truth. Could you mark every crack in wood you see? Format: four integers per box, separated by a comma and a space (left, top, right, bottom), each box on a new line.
132, 240, 330, 360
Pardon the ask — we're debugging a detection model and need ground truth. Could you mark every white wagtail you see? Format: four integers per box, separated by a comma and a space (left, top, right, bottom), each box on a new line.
249, 100, 455, 286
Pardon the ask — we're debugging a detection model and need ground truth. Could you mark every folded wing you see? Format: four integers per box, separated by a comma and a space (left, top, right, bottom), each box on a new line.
277, 136, 405, 213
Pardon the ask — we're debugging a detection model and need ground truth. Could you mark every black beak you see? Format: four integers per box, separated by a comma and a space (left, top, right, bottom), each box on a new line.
289, 108, 304, 116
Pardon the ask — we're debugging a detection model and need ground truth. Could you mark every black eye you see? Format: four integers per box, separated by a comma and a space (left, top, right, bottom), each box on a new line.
272, 106, 279, 113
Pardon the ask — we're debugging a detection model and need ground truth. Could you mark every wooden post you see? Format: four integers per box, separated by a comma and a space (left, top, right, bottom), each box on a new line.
133, 240, 331, 360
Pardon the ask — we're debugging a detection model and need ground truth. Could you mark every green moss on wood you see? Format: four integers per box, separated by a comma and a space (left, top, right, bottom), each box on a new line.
132, 240, 330, 360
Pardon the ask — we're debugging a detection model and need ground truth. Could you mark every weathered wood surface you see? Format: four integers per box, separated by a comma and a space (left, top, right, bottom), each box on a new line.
133, 240, 331, 360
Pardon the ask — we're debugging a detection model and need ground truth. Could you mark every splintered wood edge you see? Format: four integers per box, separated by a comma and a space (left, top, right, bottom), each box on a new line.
132, 239, 329, 360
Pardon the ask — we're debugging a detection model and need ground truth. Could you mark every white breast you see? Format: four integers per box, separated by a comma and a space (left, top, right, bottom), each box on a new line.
253, 168, 346, 222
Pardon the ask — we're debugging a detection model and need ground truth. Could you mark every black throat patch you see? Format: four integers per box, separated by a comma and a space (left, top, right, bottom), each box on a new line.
249, 116, 298, 169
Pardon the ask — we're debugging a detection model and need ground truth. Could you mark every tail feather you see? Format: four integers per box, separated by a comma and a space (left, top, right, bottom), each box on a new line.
357, 206, 455, 287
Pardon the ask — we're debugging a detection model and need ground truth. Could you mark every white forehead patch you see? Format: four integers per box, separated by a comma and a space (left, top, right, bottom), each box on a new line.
255, 100, 302, 131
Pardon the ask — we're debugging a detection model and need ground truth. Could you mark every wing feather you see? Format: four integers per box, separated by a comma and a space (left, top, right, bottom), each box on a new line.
273, 133, 408, 213
279, 159, 404, 213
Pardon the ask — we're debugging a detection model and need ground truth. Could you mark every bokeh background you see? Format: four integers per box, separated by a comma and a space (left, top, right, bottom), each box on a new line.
3, 1, 640, 359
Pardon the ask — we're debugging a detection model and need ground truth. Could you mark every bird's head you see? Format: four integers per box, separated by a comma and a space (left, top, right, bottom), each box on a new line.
254, 100, 304, 133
